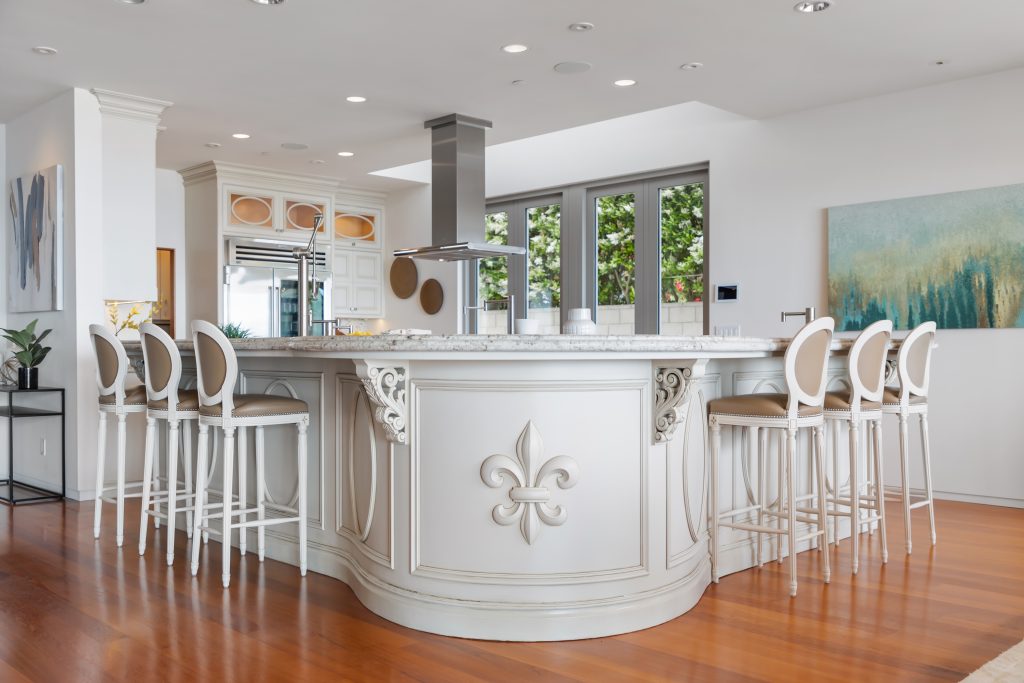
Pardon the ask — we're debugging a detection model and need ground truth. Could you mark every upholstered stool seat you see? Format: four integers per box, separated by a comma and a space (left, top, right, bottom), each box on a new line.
147, 389, 200, 412
99, 385, 148, 407
709, 393, 822, 418
881, 389, 927, 406
824, 390, 881, 413
198, 394, 307, 418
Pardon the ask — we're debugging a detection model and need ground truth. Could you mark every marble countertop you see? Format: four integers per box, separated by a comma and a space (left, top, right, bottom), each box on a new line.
123, 334, 881, 360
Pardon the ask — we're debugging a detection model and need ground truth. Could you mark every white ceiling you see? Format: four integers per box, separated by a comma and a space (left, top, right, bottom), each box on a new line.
3, 0, 1024, 191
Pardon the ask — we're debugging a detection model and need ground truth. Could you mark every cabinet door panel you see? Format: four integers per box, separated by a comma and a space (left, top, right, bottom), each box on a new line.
353, 252, 381, 281
353, 284, 380, 312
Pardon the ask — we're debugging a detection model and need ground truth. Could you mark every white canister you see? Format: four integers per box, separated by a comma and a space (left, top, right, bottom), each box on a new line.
514, 318, 541, 335
564, 308, 598, 335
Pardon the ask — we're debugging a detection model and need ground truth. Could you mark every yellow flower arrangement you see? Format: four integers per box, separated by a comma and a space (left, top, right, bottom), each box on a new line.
106, 300, 153, 336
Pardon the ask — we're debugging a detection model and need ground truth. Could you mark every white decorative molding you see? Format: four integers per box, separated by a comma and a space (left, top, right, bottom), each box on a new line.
653, 360, 708, 444
178, 160, 341, 193
355, 361, 408, 444
480, 421, 580, 545
91, 88, 172, 124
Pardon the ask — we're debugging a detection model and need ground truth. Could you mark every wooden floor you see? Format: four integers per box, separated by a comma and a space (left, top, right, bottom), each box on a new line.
0, 500, 1021, 682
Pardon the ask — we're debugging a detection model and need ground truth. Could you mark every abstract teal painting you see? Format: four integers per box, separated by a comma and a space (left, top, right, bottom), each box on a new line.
828, 184, 1024, 331
6, 165, 63, 313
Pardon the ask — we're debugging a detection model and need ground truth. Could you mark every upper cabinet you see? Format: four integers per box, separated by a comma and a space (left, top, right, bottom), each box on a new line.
222, 184, 331, 240
333, 207, 381, 250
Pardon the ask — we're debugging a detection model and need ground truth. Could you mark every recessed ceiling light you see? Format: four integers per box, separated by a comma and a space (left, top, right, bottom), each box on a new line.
280, 142, 308, 150
613, 79, 637, 87
346, 96, 367, 103
501, 44, 529, 54
337, 151, 355, 157
794, 1, 832, 12
204, 142, 222, 148
32, 46, 58, 56
310, 159, 326, 165
232, 133, 251, 139
568, 22, 594, 32
553, 61, 591, 74
119, 0, 145, 4
680, 62, 704, 70
250, 0, 285, 4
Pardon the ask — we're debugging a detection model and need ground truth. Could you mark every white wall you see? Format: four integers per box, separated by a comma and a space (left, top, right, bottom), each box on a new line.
3, 89, 106, 497
483, 68, 1024, 507
156, 168, 187, 336
381, 184, 461, 333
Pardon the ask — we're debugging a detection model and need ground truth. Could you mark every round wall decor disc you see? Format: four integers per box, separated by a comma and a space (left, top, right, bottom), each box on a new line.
390, 257, 418, 299
420, 278, 444, 315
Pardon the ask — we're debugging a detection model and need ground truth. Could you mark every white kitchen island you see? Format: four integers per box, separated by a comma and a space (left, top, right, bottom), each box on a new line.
127, 334, 862, 641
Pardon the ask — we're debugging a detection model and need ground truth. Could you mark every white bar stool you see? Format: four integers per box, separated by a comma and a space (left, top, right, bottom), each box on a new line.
823, 319, 892, 573
137, 323, 199, 565
882, 321, 937, 554
89, 324, 148, 547
708, 316, 834, 597
189, 321, 310, 588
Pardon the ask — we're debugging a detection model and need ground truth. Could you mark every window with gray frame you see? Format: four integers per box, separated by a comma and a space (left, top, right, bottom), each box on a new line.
468, 167, 707, 335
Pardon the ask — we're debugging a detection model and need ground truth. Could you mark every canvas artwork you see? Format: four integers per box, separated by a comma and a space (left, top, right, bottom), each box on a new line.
7, 165, 64, 312
828, 183, 1024, 331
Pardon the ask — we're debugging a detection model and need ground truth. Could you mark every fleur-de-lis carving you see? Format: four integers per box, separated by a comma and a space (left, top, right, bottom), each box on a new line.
480, 421, 580, 545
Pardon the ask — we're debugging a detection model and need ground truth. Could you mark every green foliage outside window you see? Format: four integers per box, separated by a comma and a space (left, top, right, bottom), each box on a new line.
479, 183, 704, 308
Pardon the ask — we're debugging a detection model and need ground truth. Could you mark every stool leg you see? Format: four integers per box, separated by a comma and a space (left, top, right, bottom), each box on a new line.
183, 421, 194, 539
203, 430, 217, 545
872, 418, 889, 563
815, 425, 830, 584
190, 423, 209, 576
831, 420, 839, 546
757, 427, 767, 568
866, 424, 875, 536
93, 412, 108, 539
152, 423, 161, 530
166, 420, 179, 566
849, 417, 860, 574
786, 427, 798, 597
297, 420, 308, 577
776, 431, 784, 565
920, 414, 936, 546
238, 426, 247, 557
898, 413, 913, 554
222, 427, 236, 588
115, 413, 128, 548
139, 416, 157, 555
255, 426, 266, 562
709, 418, 721, 583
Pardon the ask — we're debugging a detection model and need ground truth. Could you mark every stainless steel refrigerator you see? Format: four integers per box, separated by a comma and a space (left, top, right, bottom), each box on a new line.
223, 239, 332, 337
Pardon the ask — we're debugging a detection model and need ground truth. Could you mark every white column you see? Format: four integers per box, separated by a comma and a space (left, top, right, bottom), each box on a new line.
91, 89, 172, 304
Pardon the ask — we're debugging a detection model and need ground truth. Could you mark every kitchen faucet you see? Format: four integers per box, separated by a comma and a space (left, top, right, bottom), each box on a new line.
294, 213, 323, 336
781, 307, 816, 324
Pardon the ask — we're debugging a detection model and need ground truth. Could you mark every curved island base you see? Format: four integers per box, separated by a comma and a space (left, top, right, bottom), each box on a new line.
128, 335, 857, 641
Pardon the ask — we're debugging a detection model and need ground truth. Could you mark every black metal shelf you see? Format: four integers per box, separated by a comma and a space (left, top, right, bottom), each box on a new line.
0, 386, 65, 505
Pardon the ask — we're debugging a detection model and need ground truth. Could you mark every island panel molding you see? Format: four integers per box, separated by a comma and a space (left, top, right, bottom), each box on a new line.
653, 359, 709, 444
335, 375, 394, 569
410, 373, 649, 585
480, 421, 580, 545
354, 361, 408, 444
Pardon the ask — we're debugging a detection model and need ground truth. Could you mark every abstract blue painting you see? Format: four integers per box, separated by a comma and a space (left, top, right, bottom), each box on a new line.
7, 165, 63, 312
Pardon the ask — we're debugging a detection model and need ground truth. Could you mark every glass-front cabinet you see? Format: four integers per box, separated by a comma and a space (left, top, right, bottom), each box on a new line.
333, 207, 381, 250
222, 185, 331, 240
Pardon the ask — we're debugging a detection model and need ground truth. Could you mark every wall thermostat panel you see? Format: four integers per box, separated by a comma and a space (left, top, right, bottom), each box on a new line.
715, 284, 738, 302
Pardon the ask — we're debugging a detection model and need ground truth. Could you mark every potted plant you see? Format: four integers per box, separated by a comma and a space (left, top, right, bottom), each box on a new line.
1, 319, 52, 390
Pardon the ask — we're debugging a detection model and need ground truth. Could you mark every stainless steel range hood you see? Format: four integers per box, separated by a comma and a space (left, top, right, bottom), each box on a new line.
393, 114, 525, 262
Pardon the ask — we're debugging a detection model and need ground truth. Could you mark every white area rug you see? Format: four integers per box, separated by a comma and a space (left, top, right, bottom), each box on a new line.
963, 640, 1024, 682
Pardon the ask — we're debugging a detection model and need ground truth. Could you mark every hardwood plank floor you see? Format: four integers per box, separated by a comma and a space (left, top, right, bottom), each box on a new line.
0, 499, 1021, 682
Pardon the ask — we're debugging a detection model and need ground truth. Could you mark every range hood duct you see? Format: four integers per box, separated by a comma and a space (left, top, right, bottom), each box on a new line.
393, 114, 525, 262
